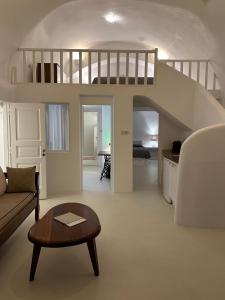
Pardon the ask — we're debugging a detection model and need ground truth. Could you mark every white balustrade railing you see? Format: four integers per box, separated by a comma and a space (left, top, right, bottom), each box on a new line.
15, 48, 158, 86
160, 59, 220, 91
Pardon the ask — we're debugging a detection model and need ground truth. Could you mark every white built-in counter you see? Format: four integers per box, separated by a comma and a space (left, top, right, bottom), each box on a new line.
162, 150, 179, 205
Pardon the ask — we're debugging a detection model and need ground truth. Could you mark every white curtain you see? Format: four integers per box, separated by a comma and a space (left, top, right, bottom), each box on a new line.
46, 104, 69, 151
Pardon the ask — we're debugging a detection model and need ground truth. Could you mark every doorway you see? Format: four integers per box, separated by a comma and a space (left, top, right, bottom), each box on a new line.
81, 104, 112, 192
133, 107, 159, 190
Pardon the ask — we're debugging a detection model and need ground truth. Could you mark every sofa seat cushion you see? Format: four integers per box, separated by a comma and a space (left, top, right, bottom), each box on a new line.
0, 193, 34, 230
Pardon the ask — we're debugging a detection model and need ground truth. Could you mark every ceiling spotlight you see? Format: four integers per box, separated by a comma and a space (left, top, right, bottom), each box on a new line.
157, 49, 169, 60
104, 12, 122, 23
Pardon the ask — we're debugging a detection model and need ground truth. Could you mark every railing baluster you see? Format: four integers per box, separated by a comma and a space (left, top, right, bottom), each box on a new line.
79, 51, 82, 84
69, 51, 73, 84
197, 61, 200, 83
126, 52, 129, 85
117, 52, 120, 84
97, 51, 101, 84
32, 51, 36, 83
107, 52, 110, 84
23, 51, 26, 83
189, 62, 192, 78
205, 61, 209, 89
135, 52, 138, 85
144, 52, 148, 85
88, 51, 92, 85
180, 61, 183, 74
19, 48, 220, 90
154, 48, 158, 84
50, 51, 54, 83
213, 73, 217, 91
60, 51, 63, 83
41, 51, 45, 83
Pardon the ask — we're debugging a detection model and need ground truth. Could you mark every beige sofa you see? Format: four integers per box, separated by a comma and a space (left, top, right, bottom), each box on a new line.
0, 172, 39, 247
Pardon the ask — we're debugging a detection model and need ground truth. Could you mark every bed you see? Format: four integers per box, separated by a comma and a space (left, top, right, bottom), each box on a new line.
133, 141, 151, 159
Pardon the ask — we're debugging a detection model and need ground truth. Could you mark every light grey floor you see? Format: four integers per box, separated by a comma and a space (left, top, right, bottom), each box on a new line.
133, 158, 158, 190
83, 158, 158, 192
83, 165, 111, 192
1, 159, 225, 300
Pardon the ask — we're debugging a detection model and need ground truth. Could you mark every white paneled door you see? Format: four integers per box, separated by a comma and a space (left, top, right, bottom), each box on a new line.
9, 103, 47, 199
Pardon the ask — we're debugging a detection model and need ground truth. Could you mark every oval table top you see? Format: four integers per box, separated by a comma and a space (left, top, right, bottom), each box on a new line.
28, 203, 101, 248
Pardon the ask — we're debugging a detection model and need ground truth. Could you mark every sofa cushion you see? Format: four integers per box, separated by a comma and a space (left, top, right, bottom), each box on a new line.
0, 193, 34, 230
6, 167, 36, 193
0, 167, 7, 196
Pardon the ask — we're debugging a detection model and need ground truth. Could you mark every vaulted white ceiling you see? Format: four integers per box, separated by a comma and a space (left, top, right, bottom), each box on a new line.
21, 0, 215, 60
0, 0, 225, 94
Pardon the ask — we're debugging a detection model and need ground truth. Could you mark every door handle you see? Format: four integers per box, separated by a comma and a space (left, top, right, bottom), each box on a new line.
42, 149, 46, 157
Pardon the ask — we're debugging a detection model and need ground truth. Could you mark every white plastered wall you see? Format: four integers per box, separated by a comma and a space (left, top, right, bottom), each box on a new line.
193, 83, 225, 130
175, 123, 225, 228
14, 61, 225, 196
15, 85, 133, 195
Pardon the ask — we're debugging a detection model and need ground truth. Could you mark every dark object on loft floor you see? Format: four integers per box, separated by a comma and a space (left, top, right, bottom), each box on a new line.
92, 77, 154, 85
133, 142, 151, 159
172, 140, 182, 154
36, 63, 59, 83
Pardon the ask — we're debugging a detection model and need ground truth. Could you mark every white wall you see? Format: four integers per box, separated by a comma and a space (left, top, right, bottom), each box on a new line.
193, 83, 225, 130
175, 123, 225, 228
14, 61, 225, 196
16, 85, 133, 195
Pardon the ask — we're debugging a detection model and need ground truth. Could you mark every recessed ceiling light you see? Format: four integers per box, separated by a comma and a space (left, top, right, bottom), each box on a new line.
104, 12, 122, 23
158, 49, 169, 60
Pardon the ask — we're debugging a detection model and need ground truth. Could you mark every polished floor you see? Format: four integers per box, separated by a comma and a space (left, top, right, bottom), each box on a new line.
1, 160, 225, 300
83, 165, 111, 192
83, 157, 158, 192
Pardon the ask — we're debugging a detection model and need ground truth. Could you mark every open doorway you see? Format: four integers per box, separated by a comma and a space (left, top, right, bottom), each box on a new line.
81, 105, 112, 192
133, 107, 159, 190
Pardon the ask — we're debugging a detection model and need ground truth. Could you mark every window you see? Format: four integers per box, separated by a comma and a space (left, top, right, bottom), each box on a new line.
46, 103, 69, 151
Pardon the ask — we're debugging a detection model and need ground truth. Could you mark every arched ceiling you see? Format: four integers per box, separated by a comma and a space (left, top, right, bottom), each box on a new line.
21, 0, 216, 60
0, 0, 225, 95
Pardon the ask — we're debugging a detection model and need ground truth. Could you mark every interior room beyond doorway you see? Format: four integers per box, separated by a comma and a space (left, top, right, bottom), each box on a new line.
133, 108, 159, 190
82, 104, 112, 192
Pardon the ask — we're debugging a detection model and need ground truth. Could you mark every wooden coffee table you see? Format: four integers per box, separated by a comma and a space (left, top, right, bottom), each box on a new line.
28, 203, 101, 281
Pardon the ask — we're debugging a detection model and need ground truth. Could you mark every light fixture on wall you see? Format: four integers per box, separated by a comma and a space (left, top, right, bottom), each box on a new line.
150, 135, 158, 141
144, 134, 158, 148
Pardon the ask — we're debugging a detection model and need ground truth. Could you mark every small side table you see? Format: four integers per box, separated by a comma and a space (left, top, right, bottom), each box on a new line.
28, 203, 101, 281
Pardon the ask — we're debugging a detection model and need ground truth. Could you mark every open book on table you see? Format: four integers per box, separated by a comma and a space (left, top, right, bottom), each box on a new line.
54, 212, 87, 227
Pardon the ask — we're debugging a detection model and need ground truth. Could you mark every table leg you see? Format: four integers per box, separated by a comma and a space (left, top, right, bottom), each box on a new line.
87, 239, 99, 276
29, 244, 41, 281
